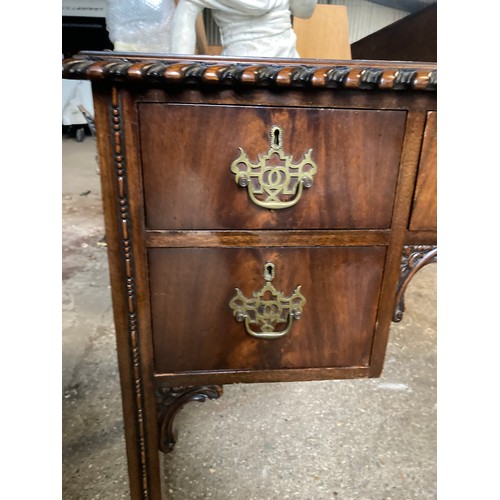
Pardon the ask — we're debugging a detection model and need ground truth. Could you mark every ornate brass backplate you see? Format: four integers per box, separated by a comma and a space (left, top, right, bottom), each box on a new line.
229, 262, 306, 339
230, 126, 318, 209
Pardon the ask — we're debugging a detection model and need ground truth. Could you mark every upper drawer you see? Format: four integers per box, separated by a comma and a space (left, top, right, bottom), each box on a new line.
139, 104, 406, 230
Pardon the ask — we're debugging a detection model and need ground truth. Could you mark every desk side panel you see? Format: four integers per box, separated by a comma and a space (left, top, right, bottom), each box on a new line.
92, 84, 162, 500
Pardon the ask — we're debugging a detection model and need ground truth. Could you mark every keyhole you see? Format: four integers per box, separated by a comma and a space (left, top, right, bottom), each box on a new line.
264, 262, 275, 281
270, 126, 282, 149
273, 128, 280, 146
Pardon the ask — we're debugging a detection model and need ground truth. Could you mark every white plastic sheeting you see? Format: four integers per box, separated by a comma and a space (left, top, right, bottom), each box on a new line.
106, 0, 176, 52
103, 0, 408, 54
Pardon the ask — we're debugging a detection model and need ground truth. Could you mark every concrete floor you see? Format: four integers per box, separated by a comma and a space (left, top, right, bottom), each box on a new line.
62, 133, 437, 500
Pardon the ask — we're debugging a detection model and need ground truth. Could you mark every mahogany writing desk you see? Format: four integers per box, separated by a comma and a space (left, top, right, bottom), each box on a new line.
63, 52, 437, 499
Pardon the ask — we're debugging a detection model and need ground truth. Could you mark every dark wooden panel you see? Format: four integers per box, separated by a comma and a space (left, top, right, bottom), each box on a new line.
136, 87, 437, 113
405, 230, 437, 245
93, 86, 162, 499
351, 3, 437, 62
149, 246, 386, 374
409, 112, 437, 230
140, 104, 406, 230
369, 111, 427, 375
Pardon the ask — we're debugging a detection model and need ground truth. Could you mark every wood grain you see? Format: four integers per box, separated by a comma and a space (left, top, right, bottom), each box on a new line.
409, 112, 437, 231
154, 366, 370, 386
149, 246, 386, 374
145, 229, 390, 248
140, 104, 406, 230
92, 86, 162, 499
136, 86, 436, 113
369, 111, 427, 376
405, 229, 437, 245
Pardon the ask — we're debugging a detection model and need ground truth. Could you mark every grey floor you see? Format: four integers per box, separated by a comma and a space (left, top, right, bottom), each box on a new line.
62, 133, 437, 500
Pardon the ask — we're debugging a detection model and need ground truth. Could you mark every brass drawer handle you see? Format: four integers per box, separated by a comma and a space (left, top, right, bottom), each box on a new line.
230, 126, 318, 210
229, 262, 306, 339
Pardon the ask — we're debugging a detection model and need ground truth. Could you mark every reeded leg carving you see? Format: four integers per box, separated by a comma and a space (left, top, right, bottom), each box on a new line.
156, 385, 223, 453
393, 245, 437, 323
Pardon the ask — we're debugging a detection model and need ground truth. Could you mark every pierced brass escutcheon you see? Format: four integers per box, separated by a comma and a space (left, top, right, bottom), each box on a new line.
229, 262, 306, 339
230, 126, 318, 210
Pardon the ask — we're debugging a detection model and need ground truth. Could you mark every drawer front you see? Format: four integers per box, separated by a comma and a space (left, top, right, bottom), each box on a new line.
140, 104, 406, 230
409, 111, 437, 231
149, 246, 386, 374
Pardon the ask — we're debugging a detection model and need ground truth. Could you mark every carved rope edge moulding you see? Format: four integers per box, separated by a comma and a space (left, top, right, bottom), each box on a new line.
62, 57, 437, 91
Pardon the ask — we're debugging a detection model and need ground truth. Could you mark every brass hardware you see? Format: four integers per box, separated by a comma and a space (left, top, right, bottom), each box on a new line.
230, 126, 318, 210
229, 262, 306, 339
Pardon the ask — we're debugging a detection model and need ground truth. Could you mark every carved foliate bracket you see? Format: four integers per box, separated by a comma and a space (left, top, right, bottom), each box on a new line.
393, 245, 437, 323
156, 385, 223, 453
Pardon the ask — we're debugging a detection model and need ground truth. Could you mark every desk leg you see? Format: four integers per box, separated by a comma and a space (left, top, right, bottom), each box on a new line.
393, 245, 437, 323
156, 386, 224, 453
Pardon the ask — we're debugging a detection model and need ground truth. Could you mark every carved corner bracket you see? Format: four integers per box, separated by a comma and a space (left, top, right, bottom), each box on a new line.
393, 245, 437, 323
156, 385, 223, 453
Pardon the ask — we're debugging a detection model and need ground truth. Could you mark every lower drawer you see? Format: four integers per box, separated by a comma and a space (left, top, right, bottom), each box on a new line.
148, 246, 387, 374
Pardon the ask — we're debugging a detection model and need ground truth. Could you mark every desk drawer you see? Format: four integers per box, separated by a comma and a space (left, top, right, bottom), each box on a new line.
149, 246, 386, 374
409, 112, 437, 231
140, 104, 406, 230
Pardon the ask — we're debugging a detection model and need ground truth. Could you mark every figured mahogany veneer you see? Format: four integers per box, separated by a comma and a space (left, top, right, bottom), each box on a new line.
149, 246, 386, 373
140, 104, 406, 230
63, 52, 437, 500
409, 111, 437, 231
